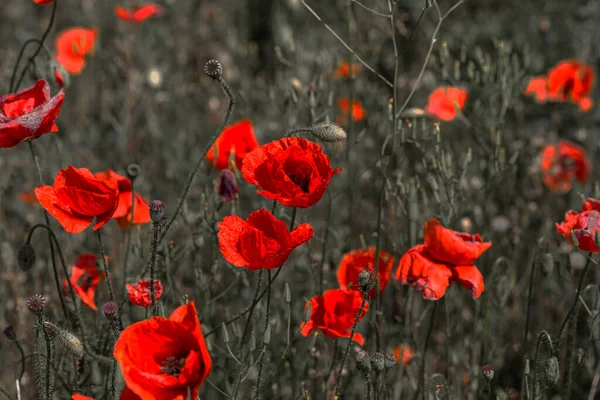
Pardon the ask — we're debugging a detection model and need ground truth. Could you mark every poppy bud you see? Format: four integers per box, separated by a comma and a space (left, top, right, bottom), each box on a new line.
18, 243, 36, 271
284, 283, 291, 304
371, 352, 385, 373
221, 323, 230, 344
27, 294, 46, 313
481, 364, 494, 380
102, 301, 118, 321
3, 325, 16, 341
44, 321, 84, 358
126, 163, 140, 182
309, 123, 347, 143
544, 357, 560, 387
356, 350, 371, 375
216, 169, 239, 202
385, 353, 397, 368
204, 59, 222, 80
149, 200, 166, 223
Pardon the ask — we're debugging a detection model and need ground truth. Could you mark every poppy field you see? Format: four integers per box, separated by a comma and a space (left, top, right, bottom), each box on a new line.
1, 0, 599, 399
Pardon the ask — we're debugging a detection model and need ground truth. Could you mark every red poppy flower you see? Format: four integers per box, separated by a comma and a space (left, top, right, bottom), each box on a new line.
127, 279, 163, 307
0, 80, 64, 149
300, 289, 369, 345
94, 170, 151, 229
32, 0, 55, 5
114, 302, 212, 400
119, 386, 141, 400
55, 28, 98, 75
66, 254, 101, 310
337, 98, 366, 121
35, 166, 119, 233
72, 395, 94, 400
206, 119, 259, 170
425, 87, 468, 121
392, 345, 413, 365
525, 76, 549, 103
333, 61, 360, 79
241, 137, 341, 208
218, 209, 314, 270
115, 4, 164, 23
337, 247, 395, 298
540, 140, 590, 193
556, 198, 600, 252
395, 218, 490, 300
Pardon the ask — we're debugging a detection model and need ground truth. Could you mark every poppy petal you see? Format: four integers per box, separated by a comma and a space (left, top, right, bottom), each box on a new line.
35, 185, 93, 233
424, 218, 491, 265
395, 245, 452, 300
452, 265, 484, 299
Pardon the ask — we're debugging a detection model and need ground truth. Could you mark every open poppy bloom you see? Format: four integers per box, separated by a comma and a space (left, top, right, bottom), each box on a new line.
72, 395, 94, 400
539, 140, 590, 193
206, 119, 259, 170
556, 198, 600, 252
337, 98, 366, 122
333, 61, 360, 79
35, 166, 119, 233
115, 4, 164, 23
94, 170, 151, 229
127, 279, 163, 307
337, 247, 395, 298
300, 289, 369, 345
218, 209, 314, 270
65, 254, 102, 310
0, 80, 64, 149
114, 302, 212, 399
242, 137, 341, 208
425, 87, 468, 121
395, 218, 490, 300
392, 345, 414, 365
525, 60, 594, 111
55, 28, 98, 75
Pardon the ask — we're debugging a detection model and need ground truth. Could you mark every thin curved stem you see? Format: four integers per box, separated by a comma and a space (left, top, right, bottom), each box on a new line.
557, 254, 592, 343
415, 302, 438, 400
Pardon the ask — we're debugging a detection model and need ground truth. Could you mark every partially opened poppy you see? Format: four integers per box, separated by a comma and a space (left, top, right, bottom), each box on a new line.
55, 28, 98, 75
94, 170, 151, 229
115, 4, 164, 23
218, 209, 314, 270
333, 61, 360, 79
300, 289, 369, 345
337, 98, 366, 122
241, 137, 341, 208
66, 254, 102, 310
35, 166, 119, 233
395, 218, 490, 300
0, 80, 64, 148
556, 198, 600, 252
127, 279, 163, 307
206, 119, 259, 170
114, 302, 212, 400
425, 87, 468, 121
216, 169, 239, 202
337, 247, 395, 298
539, 140, 590, 193
392, 345, 414, 365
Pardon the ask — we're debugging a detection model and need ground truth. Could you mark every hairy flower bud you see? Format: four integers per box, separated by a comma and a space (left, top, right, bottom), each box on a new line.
27, 294, 46, 313
44, 321, 84, 358
150, 200, 166, 223
358, 270, 372, 292
544, 357, 560, 387
204, 60, 222, 80
310, 123, 347, 143
18, 243, 36, 271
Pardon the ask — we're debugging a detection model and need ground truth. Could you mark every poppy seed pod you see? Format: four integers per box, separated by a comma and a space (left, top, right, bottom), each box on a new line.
310, 123, 347, 143
102, 301, 118, 321
481, 364, 494, 380
385, 353, 397, 368
149, 200, 166, 223
17, 243, 36, 271
371, 352, 385, 373
204, 60, 222, 80
544, 357, 560, 387
27, 294, 46, 313
356, 350, 371, 375
126, 163, 140, 182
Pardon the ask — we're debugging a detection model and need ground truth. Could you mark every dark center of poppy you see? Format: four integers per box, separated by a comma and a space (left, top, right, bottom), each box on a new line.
76, 274, 94, 291
287, 173, 311, 193
160, 356, 186, 377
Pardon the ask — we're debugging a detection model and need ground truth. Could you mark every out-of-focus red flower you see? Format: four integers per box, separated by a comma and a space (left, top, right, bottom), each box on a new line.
32, 0, 55, 5
216, 169, 239, 202
333, 61, 360, 79
127, 279, 163, 307
18, 191, 39, 205
337, 98, 366, 121
94, 170, 151, 229
72, 394, 94, 400
218, 209, 314, 270
556, 198, 600, 252
524, 60, 594, 111
115, 4, 164, 23
540, 140, 590, 193
300, 289, 369, 345
35, 166, 119, 233
337, 247, 395, 298
206, 119, 259, 170
395, 218, 490, 300
392, 345, 414, 365
242, 137, 341, 208
425, 87, 468, 121
66, 254, 102, 310
55, 28, 98, 75
0, 80, 64, 148
114, 302, 212, 400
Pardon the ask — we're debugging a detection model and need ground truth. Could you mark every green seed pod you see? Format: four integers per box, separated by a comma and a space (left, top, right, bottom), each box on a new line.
371, 352, 385, 373
356, 350, 371, 375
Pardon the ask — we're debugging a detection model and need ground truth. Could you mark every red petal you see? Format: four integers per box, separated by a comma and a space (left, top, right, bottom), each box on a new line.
395, 245, 452, 300
451, 265, 484, 299
133, 4, 164, 22
35, 185, 93, 233
424, 218, 491, 265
